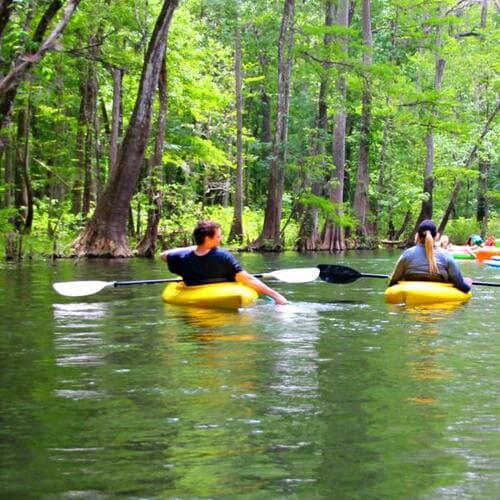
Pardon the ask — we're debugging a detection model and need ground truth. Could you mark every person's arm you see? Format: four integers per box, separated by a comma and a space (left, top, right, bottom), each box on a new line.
388, 255, 407, 287
446, 257, 472, 292
464, 246, 477, 257
160, 246, 196, 263
235, 270, 289, 305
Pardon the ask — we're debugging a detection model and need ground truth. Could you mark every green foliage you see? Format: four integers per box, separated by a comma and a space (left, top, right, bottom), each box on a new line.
444, 217, 481, 245
299, 193, 356, 229
444, 215, 500, 245
156, 201, 291, 251
0, 0, 497, 259
0, 207, 17, 234
486, 215, 500, 237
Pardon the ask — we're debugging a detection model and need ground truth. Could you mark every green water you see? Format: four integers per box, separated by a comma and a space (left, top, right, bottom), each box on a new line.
1, 251, 499, 498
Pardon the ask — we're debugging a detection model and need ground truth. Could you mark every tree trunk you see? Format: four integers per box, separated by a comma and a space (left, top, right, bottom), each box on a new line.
109, 67, 124, 179
254, 85, 272, 201
73, 0, 179, 258
137, 56, 168, 257
322, 0, 349, 251
375, 118, 389, 235
476, 158, 489, 232
260, 86, 272, 144
251, 0, 295, 251
480, 0, 488, 29
394, 210, 412, 241
229, 15, 244, 243
296, 0, 333, 251
72, 56, 98, 218
412, 24, 445, 238
14, 96, 33, 233
83, 55, 98, 216
353, 0, 373, 242
477, 0, 490, 234
2, 136, 13, 208
72, 92, 85, 215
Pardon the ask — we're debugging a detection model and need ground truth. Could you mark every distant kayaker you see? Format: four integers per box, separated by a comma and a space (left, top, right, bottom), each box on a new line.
464, 234, 483, 257
466, 234, 484, 247
160, 220, 289, 304
484, 234, 496, 247
388, 220, 472, 292
437, 234, 452, 251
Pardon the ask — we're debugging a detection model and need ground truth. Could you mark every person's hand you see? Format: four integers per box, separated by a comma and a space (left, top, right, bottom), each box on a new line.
273, 293, 289, 305
464, 277, 473, 288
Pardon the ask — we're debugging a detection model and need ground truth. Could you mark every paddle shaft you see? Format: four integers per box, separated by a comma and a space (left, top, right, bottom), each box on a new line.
121, 271, 499, 288
317, 264, 500, 287
109, 273, 288, 288
359, 273, 388, 279
113, 278, 180, 287
358, 272, 499, 287
53, 267, 322, 297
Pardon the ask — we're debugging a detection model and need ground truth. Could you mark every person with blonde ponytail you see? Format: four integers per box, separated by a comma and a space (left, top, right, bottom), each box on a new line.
388, 220, 472, 292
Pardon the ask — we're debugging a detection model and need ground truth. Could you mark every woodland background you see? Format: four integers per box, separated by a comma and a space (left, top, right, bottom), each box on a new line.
0, 0, 498, 260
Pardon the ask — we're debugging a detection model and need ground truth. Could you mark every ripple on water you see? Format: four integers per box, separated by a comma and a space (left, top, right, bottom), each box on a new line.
1, 257, 498, 498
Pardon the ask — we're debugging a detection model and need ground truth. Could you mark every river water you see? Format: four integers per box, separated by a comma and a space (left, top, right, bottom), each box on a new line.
1, 250, 498, 498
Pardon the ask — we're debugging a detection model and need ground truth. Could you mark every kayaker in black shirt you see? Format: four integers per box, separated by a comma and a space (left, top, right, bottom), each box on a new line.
160, 220, 288, 305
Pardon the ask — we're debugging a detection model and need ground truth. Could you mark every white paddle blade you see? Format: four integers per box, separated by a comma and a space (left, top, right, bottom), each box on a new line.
267, 267, 320, 283
53, 280, 113, 297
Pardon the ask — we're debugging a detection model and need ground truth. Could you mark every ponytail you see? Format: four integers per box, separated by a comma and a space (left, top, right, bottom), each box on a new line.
424, 231, 439, 274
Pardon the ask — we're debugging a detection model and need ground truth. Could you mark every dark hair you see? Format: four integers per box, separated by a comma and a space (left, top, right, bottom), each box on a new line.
417, 219, 438, 274
417, 219, 437, 238
193, 220, 221, 245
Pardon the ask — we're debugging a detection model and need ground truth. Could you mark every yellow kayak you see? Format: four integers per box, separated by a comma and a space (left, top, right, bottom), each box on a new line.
384, 281, 472, 305
162, 282, 259, 310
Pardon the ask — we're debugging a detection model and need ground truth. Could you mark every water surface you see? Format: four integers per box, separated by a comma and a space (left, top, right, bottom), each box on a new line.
0, 251, 498, 497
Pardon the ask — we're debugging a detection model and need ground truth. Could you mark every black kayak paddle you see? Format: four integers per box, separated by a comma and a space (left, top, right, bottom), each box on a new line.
317, 264, 500, 287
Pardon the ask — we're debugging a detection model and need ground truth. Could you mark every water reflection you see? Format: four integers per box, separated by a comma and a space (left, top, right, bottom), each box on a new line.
1, 256, 498, 497
386, 302, 465, 405
52, 302, 110, 408
154, 302, 326, 496
53, 302, 108, 367
154, 305, 265, 496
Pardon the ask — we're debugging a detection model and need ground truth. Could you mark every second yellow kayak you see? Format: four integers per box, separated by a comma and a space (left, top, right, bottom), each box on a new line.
162, 281, 259, 310
385, 281, 472, 305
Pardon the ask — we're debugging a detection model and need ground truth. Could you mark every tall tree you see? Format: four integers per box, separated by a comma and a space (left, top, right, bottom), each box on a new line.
73, 0, 179, 257
476, 157, 490, 233
412, 9, 445, 235
353, 0, 373, 241
136, 56, 168, 257
252, 0, 295, 251
229, 5, 244, 242
322, 0, 349, 251
13, 93, 33, 233
109, 67, 124, 180
296, 0, 334, 251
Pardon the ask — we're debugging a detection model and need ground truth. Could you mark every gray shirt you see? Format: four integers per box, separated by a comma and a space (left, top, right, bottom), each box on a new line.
388, 244, 471, 292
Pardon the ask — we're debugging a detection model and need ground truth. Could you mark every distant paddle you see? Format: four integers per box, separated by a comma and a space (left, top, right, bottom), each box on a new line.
317, 264, 500, 287
53, 267, 321, 297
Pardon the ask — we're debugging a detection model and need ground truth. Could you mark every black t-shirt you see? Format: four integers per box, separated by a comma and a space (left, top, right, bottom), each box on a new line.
167, 248, 243, 285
